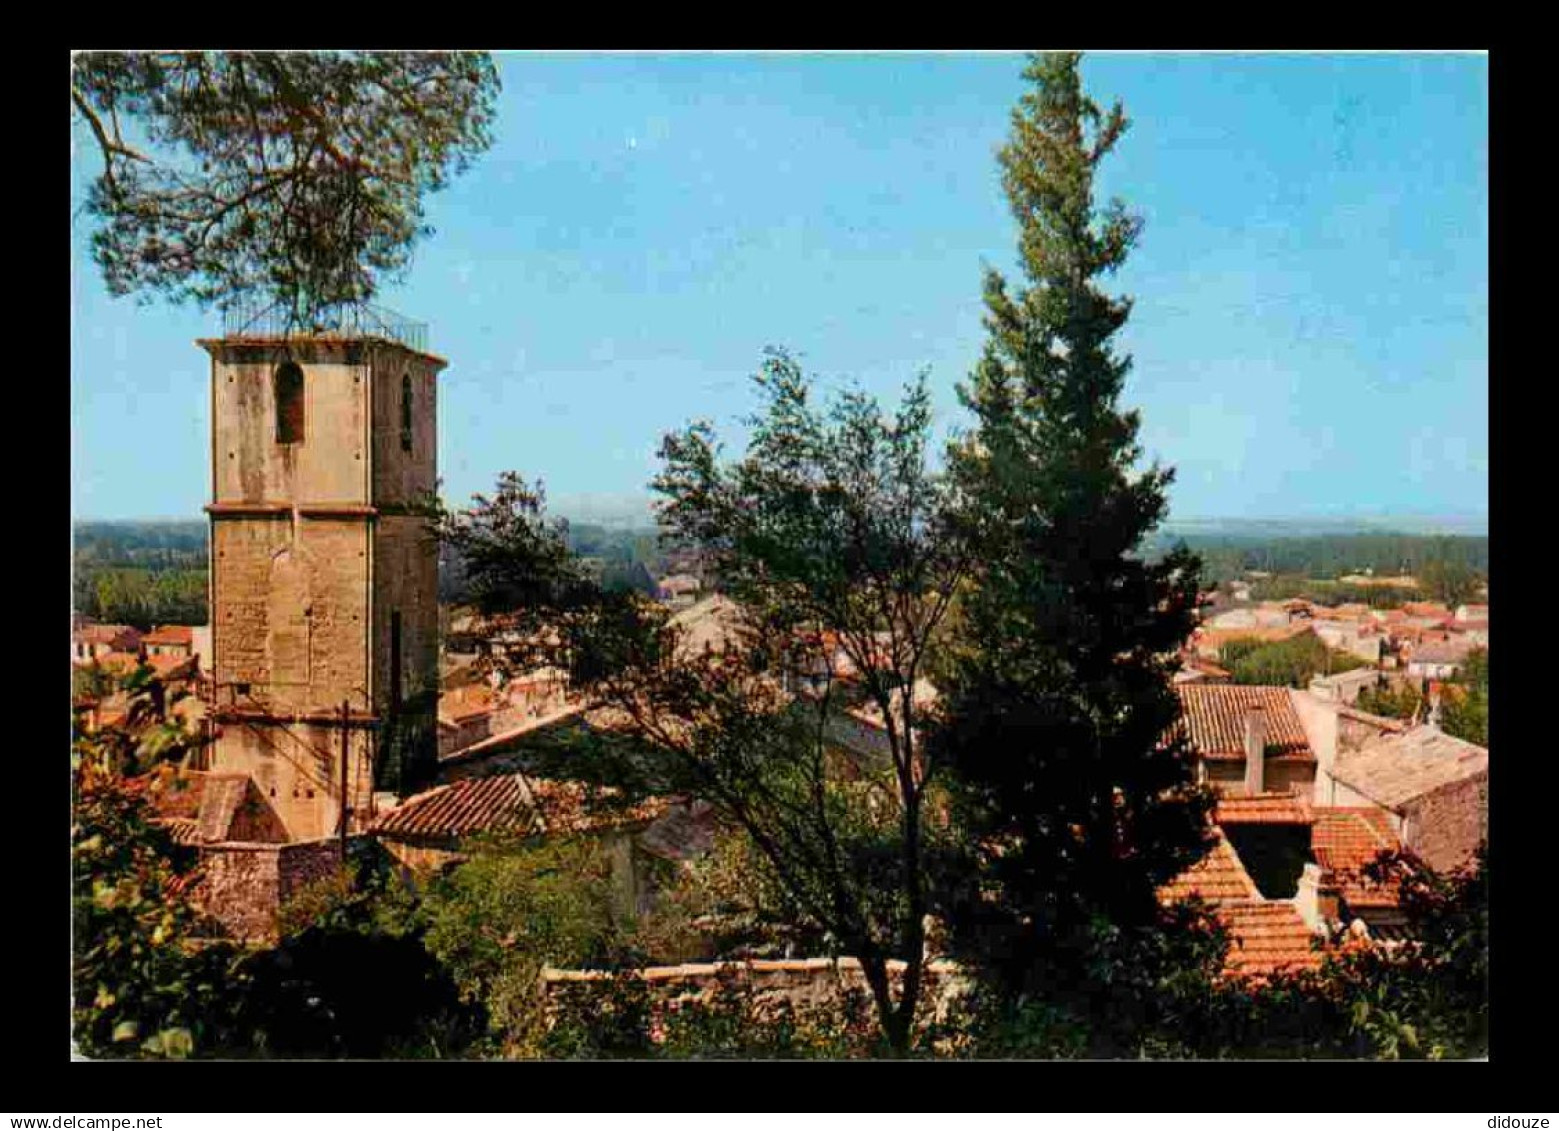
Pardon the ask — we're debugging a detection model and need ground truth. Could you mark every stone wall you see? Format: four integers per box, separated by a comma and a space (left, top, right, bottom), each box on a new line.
189, 838, 344, 944
369, 346, 439, 507
209, 341, 371, 506
1403, 772, 1487, 873
211, 515, 372, 714
210, 718, 375, 842
541, 957, 969, 1020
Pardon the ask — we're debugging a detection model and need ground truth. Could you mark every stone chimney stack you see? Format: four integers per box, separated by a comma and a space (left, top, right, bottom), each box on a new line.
1294, 861, 1324, 933
1243, 703, 1267, 796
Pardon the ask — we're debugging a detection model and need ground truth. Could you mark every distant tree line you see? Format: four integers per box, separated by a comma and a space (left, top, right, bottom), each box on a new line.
73, 521, 210, 630
1164, 533, 1488, 588
1244, 576, 1421, 609
440, 520, 667, 607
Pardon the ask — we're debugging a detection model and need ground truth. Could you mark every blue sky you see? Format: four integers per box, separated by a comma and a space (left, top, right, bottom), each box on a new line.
71, 51, 1488, 528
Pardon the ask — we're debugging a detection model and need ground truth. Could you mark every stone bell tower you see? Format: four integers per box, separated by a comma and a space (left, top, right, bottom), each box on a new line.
201, 308, 444, 842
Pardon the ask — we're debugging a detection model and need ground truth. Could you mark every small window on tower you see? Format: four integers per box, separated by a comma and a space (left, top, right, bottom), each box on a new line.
275, 362, 305, 444
400, 372, 413, 453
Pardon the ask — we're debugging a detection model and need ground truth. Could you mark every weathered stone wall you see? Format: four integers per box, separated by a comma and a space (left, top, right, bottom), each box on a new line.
541, 957, 970, 1021
189, 838, 344, 944
1337, 710, 1404, 754
211, 720, 376, 841
1404, 772, 1487, 873
211, 516, 371, 712
209, 342, 371, 506
370, 347, 439, 506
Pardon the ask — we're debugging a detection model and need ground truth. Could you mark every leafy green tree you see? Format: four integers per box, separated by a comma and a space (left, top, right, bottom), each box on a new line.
448, 350, 970, 1055
1221, 630, 1368, 688
72, 51, 499, 323
72, 760, 244, 1059
1439, 647, 1488, 747
239, 842, 483, 1058
927, 52, 1214, 1015
1418, 558, 1483, 607
1356, 678, 1424, 722
72, 678, 242, 1059
421, 832, 626, 1056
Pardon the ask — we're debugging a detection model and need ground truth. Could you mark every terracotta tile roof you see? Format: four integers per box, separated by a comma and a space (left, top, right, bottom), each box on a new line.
156, 816, 203, 846
75, 624, 141, 647
1160, 832, 1326, 978
1409, 638, 1476, 666
372, 771, 668, 840
143, 625, 195, 646
1311, 807, 1402, 911
1171, 685, 1314, 762
145, 652, 197, 679
667, 594, 749, 657
1194, 625, 1309, 651
1214, 793, 1314, 826
139, 771, 252, 844
1219, 901, 1324, 976
1159, 831, 1260, 904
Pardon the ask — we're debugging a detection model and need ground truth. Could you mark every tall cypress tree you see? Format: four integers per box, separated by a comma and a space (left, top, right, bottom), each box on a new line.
931, 53, 1214, 1005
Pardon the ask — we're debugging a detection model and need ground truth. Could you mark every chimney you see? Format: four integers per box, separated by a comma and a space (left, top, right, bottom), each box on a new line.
1294, 861, 1324, 933
1243, 703, 1267, 796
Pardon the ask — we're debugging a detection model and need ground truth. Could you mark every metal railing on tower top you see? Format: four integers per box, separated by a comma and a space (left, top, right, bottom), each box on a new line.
221, 297, 428, 354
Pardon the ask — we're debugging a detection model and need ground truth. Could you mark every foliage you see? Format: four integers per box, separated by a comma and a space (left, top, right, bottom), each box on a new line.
73, 520, 208, 569
71, 695, 242, 1060
1418, 558, 1484, 607
928, 51, 1213, 1002
1355, 678, 1424, 722
541, 965, 914, 1059
1439, 647, 1488, 747
72, 761, 243, 1060
1219, 629, 1369, 688
1168, 533, 1488, 586
631, 826, 829, 964
420, 832, 628, 1056
238, 842, 483, 1058
72, 51, 499, 322
75, 566, 208, 630
1242, 574, 1419, 609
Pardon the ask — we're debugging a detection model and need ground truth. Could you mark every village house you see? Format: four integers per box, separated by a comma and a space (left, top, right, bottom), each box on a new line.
1309, 806, 1408, 938
1314, 724, 1487, 874
72, 623, 142, 664
143, 624, 195, 659
1188, 623, 1308, 662
1406, 637, 1478, 680
1307, 666, 1389, 706
1311, 619, 1383, 665
1158, 828, 1324, 979
656, 573, 703, 609
370, 769, 714, 919
1172, 684, 1319, 797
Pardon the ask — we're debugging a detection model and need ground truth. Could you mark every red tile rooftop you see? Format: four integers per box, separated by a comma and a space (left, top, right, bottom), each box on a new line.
1170, 685, 1313, 762
1219, 901, 1324, 976
143, 625, 195, 646
1159, 831, 1259, 905
1214, 793, 1314, 826
372, 770, 668, 841
1311, 807, 1402, 912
